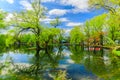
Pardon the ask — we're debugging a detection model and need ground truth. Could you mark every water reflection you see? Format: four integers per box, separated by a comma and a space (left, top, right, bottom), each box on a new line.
69, 46, 120, 80
0, 46, 120, 80
0, 46, 64, 80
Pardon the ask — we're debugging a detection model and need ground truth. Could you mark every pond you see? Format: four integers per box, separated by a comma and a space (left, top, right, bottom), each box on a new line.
0, 46, 120, 80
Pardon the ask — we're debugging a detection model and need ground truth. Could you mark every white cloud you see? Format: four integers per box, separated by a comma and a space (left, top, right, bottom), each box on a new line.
40, 17, 69, 23
6, 0, 14, 4
66, 22, 83, 27
19, 0, 32, 10
60, 0, 89, 13
60, 18, 69, 22
66, 59, 74, 64
41, 0, 55, 3
64, 29, 71, 34
49, 9, 69, 16
40, 18, 54, 23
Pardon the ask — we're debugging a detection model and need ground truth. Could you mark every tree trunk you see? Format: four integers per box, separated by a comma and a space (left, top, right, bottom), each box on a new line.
81, 40, 84, 51
35, 49, 40, 75
100, 34, 103, 46
118, 40, 120, 44
100, 34, 104, 55
93, 38, 96, 54
111, 32, 115, 41
87, 35, 90, 52
45, 41, 49, 48
36, 40, 40, 51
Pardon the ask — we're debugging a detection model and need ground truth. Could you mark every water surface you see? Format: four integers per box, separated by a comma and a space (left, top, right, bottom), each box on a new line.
0, 46, 120, 80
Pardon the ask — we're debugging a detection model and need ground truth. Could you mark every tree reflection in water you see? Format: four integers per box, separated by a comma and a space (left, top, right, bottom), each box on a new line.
69, 46, 120, 80
0, 46, 120, 80
0, 46, 66, 80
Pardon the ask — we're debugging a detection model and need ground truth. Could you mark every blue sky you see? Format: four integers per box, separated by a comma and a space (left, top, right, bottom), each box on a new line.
0, 0, 106, 32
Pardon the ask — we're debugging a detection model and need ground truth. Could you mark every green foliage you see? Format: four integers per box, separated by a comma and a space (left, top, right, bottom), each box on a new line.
20, 34, 36, 45
112, 46, 120, 56
0, 34, 6, 47
6, 35, 15, 47
0, 10, 6, 29
84, 21, 91, 37
8, 0, 46, 48
5, 29, 19, 47
104, 37, 116, 46
70, 46, 85, 64
84, 13, 108, 46
8, 0, 63, 48
70, 26, 85, 44
107, 12, 120, 41
52, 70, 69, 80
40, 28, 61, 46
110, 0, 120, 5
88, 0, 119, 14
88, 13, 106, 36
112, 49, 120, 56
88, 0, 120, 43
0, 34, 7, 53
90, 14, 106, 30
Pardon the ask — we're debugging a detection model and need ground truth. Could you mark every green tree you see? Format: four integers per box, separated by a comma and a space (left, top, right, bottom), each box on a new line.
88, 14, 107, 46
84, 21, 92, 50
40, 27, 61, 47
107, 12, 120, 42
5, 28, 18, 47
10, 0, 46, 50
88, 0, 120, 45
0, 10, 10, 47
70, 26, 85, 45
20, 34, 36, 46
88, 0, 120, 14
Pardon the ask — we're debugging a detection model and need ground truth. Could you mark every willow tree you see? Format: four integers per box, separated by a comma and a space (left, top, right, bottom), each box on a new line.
84, 21, 92, 50
50, 17, 64, 43
88, 14, 107, 47
70, 26, 85, 50
89, 0, 120, 44
107, 13, 120, 42
11, 0, 46, 50
40, 27, 61, 47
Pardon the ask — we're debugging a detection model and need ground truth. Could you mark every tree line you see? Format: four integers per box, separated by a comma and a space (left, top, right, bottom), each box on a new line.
0, 0, 120, 51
